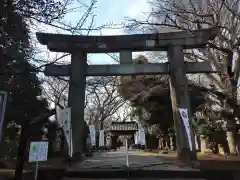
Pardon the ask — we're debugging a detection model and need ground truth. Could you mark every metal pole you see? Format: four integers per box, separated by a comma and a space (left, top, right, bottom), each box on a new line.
34, 161, 39, 180
0, 91, 7, 141
125, 138, 129, 167
70, 123, 72, 157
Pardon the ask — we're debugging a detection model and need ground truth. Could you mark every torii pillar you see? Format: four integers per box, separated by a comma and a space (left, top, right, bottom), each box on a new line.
68, 53, 87, 159
168, 46, 196, 161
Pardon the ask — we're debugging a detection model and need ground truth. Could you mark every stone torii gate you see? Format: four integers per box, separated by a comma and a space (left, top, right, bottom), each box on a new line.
36, 28, 219, 163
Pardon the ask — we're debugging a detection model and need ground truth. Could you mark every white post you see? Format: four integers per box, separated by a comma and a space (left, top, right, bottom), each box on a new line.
125, 138, 129, 167
34, 161, 39, 180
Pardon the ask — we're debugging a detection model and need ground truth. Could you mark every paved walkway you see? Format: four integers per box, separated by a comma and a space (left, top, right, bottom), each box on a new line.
68, 147, 197, 171
62, 148, 205, 179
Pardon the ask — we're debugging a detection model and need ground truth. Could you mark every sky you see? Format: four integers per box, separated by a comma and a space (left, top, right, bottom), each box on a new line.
69, 0, 149, 34
47, 0, 150, 65
91, 0, 149, 63
44, 0, 150, 110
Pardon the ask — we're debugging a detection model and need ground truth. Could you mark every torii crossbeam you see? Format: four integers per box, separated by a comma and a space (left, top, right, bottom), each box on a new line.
36, 28, 220, 164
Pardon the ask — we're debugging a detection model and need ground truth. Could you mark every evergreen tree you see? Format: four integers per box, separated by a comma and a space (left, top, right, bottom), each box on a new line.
0, 0, 49, 158
119, 55, 208, 135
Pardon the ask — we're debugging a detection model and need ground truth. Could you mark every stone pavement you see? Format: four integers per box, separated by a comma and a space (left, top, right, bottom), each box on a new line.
69, 147, 196, 171
62, 147, 205, 179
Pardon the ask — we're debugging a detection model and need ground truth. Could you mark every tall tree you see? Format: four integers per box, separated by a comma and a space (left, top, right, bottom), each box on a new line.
15, 0, 68, 23
127, 0, 240, 155
86, 76, 125, 129
85, 76, 126, 147
119, 55, 208, 135
0, 0, 49, 158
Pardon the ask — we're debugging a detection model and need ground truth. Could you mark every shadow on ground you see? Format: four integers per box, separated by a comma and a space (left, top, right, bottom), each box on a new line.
1, 151, 240, 180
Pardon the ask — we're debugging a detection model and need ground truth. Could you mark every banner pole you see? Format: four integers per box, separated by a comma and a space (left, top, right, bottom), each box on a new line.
125, 138, 129, 167
0, 91, 7, 141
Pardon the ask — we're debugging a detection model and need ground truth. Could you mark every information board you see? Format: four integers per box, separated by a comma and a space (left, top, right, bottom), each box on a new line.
29, 141, 48, 162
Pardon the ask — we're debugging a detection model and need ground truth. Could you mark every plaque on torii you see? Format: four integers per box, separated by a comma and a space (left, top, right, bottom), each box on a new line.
36, 28, 220, 163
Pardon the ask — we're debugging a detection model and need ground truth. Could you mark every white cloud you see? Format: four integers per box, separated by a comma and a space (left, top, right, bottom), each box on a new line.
100, 28, 125, 35
126, 0, 149, 18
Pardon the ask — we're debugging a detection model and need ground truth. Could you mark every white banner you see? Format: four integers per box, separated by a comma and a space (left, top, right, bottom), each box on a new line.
55, 96, 67, 127
134, 131, 138, 144
99, 130, 104, 147
56, 107, 62, 127
178, 108, 192, 151
89, 125, 96, 146
58, 107, 73, 157
139, 128, 146, 145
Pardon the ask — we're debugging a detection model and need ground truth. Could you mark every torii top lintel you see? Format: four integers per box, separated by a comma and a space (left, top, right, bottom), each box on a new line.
36, 28, 219, 53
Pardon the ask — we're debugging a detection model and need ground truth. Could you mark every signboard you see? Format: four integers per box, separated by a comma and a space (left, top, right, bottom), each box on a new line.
0, 91, 7, 141
178, 108, 193, 151
89, 125, 96, 146
29, 141, 48, 162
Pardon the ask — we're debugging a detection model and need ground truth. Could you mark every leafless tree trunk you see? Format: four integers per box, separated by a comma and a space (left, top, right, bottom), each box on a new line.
85, 76, 127, 147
